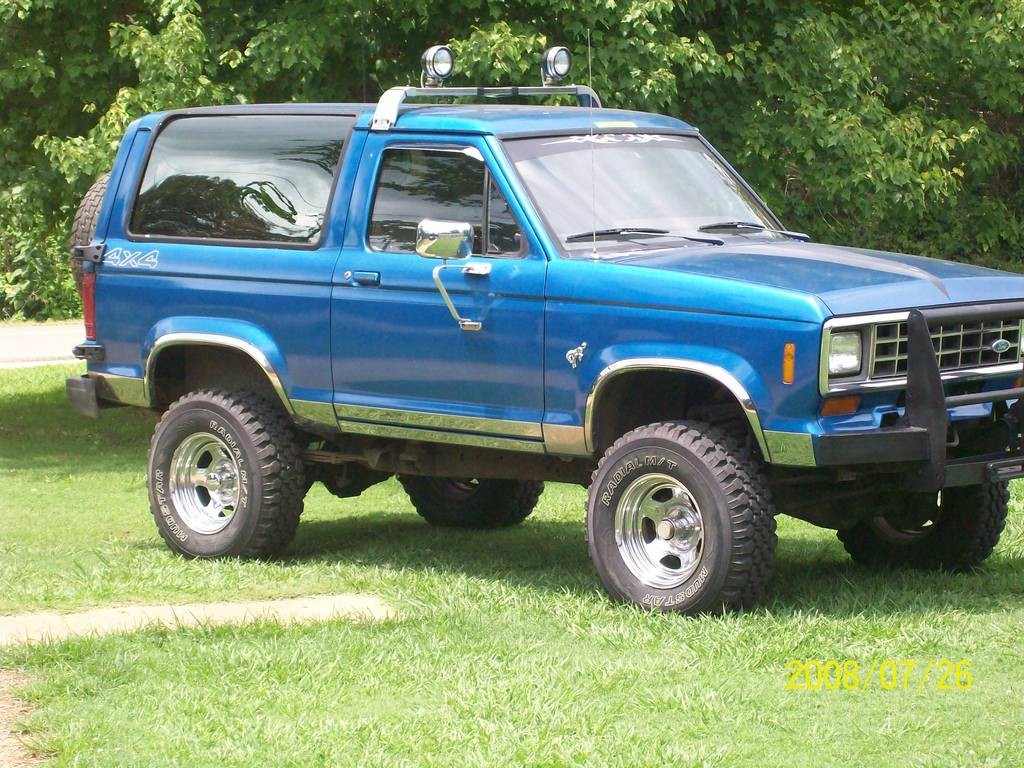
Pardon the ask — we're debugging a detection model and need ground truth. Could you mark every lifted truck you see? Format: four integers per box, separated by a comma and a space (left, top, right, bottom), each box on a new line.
66, 45, 1024, 613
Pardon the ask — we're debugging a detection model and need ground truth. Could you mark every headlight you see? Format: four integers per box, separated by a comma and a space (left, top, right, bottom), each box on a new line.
828, 331, 862, 376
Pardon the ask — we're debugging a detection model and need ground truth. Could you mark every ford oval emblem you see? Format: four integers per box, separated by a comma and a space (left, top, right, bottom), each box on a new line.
991, 338, 1012, 354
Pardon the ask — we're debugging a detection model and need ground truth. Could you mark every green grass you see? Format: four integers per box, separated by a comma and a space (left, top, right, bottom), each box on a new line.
2, 364, 1023, 767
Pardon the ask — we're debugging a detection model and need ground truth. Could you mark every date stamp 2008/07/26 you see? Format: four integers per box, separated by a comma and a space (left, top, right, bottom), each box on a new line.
786, 659, 973, 692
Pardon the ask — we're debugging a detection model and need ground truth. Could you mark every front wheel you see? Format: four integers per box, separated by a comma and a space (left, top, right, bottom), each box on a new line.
147, 390, 305, 558
398, 476, 543, 528
586, 421, 777, 614
837, 482, 1008, 570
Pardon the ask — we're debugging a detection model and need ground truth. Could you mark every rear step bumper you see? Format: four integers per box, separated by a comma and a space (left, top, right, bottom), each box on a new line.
66, 375, 101, 419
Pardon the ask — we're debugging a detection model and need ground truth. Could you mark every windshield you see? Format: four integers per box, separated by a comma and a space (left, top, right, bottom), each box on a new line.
503, 133, 781, 257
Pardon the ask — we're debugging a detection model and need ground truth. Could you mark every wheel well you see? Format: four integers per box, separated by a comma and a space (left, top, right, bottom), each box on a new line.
149, 345, 284, 410
589, 369, 755, 455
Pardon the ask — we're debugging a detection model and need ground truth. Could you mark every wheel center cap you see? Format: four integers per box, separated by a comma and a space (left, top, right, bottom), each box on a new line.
656, 509, 701, 550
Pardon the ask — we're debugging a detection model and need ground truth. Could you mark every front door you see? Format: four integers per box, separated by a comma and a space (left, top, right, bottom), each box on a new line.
330, 132, 547, 447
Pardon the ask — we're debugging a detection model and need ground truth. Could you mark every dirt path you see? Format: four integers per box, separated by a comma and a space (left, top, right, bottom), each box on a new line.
0, 594, 394, 647
0, 670, 42, 767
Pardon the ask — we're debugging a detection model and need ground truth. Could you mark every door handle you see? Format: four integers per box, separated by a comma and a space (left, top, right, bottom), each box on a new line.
342, 270, 381, 286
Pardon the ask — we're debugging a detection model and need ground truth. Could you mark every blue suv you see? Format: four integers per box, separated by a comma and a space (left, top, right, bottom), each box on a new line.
66, 46, 1024, 613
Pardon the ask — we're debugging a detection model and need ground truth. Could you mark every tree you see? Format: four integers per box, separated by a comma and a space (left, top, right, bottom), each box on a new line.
2, 0, 1022, 318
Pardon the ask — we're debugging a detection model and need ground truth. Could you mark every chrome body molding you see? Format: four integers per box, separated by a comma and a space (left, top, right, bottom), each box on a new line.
92, 372, 149, 407
763, 431, 817, 467
820, 312, 1024, 395
583, 358, 772, 461
144, 332, 293, 413
292, 399, 338, 428
334, 403, 543, 439
335, 416, 547, 453
542, 424, 590, 457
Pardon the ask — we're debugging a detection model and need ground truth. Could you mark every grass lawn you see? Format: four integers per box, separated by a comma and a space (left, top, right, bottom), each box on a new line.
2, 364, 1023, 767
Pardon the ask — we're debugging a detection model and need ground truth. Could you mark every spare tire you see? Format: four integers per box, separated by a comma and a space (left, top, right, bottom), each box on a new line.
69, 173, 109, 294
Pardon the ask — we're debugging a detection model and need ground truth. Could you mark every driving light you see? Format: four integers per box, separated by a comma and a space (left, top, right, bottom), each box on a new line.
828, 331, 862, 377
421, 45, 455, 86
541, 46, 572, 85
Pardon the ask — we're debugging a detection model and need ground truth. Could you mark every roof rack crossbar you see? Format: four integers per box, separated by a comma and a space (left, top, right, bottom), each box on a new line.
370, 85, 602, 131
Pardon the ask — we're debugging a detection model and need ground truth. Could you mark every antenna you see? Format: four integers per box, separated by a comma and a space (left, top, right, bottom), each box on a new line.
587, 29, 597, 259
359, 0, 367, 101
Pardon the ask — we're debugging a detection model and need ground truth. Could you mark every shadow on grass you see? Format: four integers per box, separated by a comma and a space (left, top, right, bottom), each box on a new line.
7, 372, 1022, 618
0, 369, 154, 471
288, 511, 1024, 618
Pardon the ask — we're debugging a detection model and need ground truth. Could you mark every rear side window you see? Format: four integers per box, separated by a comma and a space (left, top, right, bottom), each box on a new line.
130, 114, 353, 244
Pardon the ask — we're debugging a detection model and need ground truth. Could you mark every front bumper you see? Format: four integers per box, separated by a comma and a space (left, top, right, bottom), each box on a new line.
815, 303, 1024, 490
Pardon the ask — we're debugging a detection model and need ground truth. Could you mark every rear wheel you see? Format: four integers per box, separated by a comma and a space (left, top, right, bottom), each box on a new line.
838, 481, 1008, 570
147, 390, 305, 558
398, 476, 543, 528
69, 174, 109, 294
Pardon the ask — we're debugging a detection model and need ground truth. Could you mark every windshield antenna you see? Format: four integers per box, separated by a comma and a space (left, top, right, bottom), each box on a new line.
587, 29, 597, 258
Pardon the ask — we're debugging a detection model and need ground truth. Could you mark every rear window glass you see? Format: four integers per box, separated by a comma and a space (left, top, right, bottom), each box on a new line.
130, 114, 353, 244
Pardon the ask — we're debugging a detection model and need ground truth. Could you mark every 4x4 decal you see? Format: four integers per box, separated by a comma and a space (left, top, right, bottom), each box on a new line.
104, 247, 159, 269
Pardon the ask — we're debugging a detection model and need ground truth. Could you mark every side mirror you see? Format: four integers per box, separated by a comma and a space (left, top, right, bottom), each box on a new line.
415, 219, 473, 260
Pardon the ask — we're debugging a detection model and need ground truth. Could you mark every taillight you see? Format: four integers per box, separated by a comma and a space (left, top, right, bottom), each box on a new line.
82, 270, 96, 340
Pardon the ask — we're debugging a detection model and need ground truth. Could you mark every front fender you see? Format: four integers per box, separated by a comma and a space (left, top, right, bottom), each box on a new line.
579, 342, 774, 458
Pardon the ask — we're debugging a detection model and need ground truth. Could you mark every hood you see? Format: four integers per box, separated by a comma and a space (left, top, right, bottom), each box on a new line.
618, 240, 1024, 316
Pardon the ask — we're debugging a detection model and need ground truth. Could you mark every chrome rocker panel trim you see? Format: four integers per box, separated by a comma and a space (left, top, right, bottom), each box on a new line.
334, 402, 542, 440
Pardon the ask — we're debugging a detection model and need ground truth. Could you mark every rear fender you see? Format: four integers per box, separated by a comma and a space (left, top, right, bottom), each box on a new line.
142, 318, 292, 413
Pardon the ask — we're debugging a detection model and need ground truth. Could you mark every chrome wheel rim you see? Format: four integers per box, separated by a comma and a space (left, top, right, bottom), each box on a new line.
168, 432, 241, 535
615, 473, 705, 589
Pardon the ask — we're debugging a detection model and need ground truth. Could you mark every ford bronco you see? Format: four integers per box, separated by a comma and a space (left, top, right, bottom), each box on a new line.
66, 46, 1024, 613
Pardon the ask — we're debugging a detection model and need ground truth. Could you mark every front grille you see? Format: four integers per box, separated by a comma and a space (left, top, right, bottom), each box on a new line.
871, 318, 1022, 379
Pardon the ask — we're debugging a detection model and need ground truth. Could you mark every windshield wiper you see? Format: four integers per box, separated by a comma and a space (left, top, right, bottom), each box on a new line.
565, 227, 725, 246
697, 221, 810, 241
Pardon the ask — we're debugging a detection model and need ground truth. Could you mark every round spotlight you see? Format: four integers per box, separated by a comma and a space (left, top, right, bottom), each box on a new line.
421, 45, 455, 86
541, 46, 572, 85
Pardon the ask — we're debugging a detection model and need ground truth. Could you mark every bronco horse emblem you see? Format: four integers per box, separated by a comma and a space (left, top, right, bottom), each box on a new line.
565, 342, 587, 369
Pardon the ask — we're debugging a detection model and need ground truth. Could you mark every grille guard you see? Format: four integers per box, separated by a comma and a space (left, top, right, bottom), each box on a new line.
903, 305, 1024, 492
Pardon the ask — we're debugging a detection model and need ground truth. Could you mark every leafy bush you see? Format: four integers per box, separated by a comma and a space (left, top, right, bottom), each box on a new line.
2, 0, 1022, 319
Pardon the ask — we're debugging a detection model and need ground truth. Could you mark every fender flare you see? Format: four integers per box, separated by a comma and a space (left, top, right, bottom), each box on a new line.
583, 357, 772, 461
143, 332, 294, 414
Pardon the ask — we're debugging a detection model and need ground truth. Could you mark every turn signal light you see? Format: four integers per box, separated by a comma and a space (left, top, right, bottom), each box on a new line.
822, 395, 861, 417
782, 343, 796, 385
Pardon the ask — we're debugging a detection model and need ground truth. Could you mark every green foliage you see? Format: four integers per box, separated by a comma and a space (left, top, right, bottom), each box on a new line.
1, 0, 1022, 318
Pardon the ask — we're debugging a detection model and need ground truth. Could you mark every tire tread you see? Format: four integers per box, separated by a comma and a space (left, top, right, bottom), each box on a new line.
148, 389, 304, 558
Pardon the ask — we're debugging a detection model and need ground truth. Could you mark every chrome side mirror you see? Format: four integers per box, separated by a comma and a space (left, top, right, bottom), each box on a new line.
415, 219, 473, 260
415, 218, 490, 332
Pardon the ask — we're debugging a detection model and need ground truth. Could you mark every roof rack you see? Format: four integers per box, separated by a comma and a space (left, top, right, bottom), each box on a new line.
370, 85, 602, 131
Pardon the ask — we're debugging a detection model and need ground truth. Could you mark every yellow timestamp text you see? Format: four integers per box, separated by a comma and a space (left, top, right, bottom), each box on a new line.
785, 658, 973, 691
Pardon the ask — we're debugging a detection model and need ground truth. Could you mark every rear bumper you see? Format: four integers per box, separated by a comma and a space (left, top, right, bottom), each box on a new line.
66, 375, 101, 418
813, 303, 1024, 490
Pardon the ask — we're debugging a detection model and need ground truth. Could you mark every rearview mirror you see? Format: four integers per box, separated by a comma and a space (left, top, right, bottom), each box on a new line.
415, 219, 473, 260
